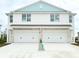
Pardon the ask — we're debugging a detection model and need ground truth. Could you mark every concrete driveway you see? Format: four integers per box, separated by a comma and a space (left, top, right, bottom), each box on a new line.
0, 43, 79, 58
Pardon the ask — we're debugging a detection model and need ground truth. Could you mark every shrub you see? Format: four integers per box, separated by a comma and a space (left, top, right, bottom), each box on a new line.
0, 34, 7, 44
75, 37, 79, 44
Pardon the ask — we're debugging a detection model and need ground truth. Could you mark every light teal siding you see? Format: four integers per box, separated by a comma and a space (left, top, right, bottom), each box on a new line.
15, 1, 66, 12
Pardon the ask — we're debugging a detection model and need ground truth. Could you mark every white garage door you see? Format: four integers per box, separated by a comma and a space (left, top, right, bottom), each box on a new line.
13, 29, 69, 43
42, 30, 68, 43
14, 30, 40, 43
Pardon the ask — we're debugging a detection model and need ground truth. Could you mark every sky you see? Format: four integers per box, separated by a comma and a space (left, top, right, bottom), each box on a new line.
0, 0, 79, 36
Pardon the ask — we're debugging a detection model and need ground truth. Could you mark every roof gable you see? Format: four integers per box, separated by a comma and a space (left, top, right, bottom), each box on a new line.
14, 1, 68, 12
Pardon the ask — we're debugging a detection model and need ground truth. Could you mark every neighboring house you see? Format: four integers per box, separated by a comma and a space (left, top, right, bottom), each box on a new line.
6, 1, 76, 43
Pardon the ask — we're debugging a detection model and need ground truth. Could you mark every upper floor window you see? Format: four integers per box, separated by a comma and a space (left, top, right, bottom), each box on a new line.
55, 14, 59, 22
50, 14, 54, 21
22, 14, 31, 22
22, 14, 26, 21
10, 15, 13, 23
69, 15, 72, 23
50, 14, 59, 22
27, 14, 31, 22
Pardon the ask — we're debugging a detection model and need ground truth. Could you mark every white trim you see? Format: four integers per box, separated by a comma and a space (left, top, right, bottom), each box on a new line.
10, 26, 72, 30
6, 12, 76, 16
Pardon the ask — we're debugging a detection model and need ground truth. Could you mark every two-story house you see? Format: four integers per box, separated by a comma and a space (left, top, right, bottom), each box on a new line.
6, 1, 76, 43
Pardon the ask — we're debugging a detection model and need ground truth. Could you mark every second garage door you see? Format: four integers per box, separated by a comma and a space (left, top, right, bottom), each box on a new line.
42, 30, 68, 43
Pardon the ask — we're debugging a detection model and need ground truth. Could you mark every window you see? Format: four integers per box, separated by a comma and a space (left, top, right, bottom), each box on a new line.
27, 14, 31, 22
69, 15, 72, 23
22, 14, 31, 22
50, 14, 54, 21
55, 14, 59, 22
10, 15, 13, 23
50, 14, 59, 22
22, 14, 26, 21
